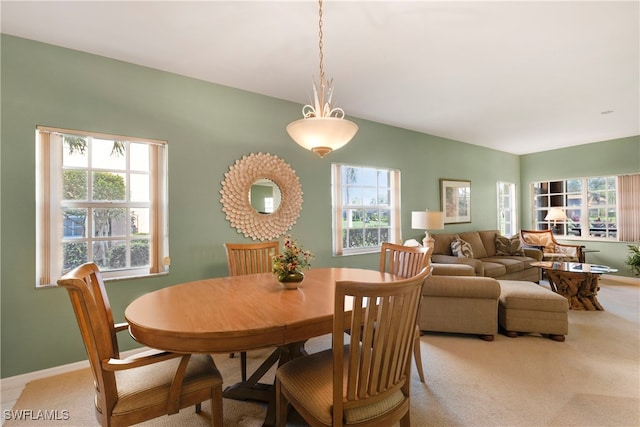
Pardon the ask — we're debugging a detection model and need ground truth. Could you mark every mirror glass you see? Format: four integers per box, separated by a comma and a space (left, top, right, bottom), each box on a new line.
250, 179, 281, 214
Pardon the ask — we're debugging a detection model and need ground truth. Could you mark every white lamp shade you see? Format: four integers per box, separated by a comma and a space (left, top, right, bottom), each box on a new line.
411, 211, 427, 230
544, 208, 568, 221
411, 211, 444, 230
425, 211, 445, 230
286, 117, 358, 157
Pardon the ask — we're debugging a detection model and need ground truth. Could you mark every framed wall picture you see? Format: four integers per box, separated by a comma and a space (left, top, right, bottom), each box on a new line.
440, 179, 471, 224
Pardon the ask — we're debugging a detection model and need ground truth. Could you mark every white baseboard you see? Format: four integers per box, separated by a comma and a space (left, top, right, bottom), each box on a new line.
0, 347, 146, 408
603, 274, 640, 286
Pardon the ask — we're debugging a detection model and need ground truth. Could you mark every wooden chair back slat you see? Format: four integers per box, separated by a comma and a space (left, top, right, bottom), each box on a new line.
378, 242, 433, 384
224, 241, 279, 276
333, 267, 431, 420
379, 242, 432, 278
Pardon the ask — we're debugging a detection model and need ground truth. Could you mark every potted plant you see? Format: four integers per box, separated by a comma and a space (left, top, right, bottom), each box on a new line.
273, 235, 314, 289
625, 244, 640, 276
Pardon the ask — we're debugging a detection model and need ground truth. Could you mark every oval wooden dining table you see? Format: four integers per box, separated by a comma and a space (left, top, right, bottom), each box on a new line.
125, 267, 398, 426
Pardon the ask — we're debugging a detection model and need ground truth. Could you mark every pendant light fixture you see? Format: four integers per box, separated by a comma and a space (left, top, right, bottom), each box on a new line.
286, 0, 358, 158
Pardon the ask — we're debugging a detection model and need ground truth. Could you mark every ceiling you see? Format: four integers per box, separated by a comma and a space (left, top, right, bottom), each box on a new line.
1, 1, 638, 155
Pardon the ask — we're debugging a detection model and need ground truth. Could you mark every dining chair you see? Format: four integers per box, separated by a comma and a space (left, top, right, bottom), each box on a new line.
379, 242, 432, 382
224, 241, 279, 381
275, 267, 432, 427
58, 263, 223, 427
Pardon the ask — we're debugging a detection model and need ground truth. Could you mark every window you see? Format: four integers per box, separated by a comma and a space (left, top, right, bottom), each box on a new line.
331, 164, 400, 255
497, 182, 517, 236
36, 127, 169, 286
531, 176, 617, 239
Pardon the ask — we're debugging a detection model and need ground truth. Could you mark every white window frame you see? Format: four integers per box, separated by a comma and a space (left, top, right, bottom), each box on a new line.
497, 181, 517, 236
530, 176, 618, 240
331, 163, 401, 256
36, 126, 169, 287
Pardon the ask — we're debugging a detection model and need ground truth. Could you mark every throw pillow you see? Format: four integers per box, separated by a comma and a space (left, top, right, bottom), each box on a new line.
451, 235, 474, 258
495, 235, 525, 256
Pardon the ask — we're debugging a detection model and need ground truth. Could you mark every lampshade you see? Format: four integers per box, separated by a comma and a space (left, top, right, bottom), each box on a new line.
411, 211, 427, 229
426, 211, 445, 230
411, 210, 444, 231
544, 208, 568, 222
286, 117, 358, 158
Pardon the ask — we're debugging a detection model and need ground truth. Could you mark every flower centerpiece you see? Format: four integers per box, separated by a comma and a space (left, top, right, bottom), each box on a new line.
273, 235, 314, 288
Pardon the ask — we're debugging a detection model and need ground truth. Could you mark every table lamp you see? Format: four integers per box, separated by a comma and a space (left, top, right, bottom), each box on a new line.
545, 207, 568, 233
412, 210, 445, 249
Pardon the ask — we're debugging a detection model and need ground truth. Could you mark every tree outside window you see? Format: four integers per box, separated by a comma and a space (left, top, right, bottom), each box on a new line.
37, 127, 168, 286
332, 164, 400, 255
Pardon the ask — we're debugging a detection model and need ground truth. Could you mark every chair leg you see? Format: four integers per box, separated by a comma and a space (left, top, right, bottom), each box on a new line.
275, 378, 288, 427
195, 402, 202, 413
211, 386, 224, 427
413, 326, 425, 383
241, 351, 247, 382
400, 410, 411, 427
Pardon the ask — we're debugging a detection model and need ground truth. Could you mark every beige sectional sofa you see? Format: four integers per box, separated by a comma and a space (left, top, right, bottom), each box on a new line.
431, 230, 542, 282
419, 269, 569, 341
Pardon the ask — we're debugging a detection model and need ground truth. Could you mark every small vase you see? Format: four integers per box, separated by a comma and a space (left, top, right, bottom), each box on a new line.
279, 271, 304, 289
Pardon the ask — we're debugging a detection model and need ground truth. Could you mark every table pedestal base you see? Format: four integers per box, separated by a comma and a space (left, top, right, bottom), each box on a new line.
545, 270, 603, 311
222, 341, 307, 426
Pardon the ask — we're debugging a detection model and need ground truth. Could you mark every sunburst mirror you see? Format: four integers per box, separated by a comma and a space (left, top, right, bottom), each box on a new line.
220, 153, 303, 241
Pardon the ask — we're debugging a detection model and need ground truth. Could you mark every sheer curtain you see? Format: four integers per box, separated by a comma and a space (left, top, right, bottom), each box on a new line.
617, 174, 640, 242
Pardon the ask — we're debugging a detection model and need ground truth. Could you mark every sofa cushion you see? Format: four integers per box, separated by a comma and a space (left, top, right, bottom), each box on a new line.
495, 235, 525, 256
477, 230, 500, 257
433, 234, 455, 255
423, 275, 501, 299
451, 236, 474, 258
481, 261, 507, 278
458, 231, 489, 259
482, 257, 525, 274
510, 255, 539, 269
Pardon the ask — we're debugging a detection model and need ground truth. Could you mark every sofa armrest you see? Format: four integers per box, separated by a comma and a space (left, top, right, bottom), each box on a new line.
555, 242, 581, 257
423, 275, 501, 299
432, 263, 475, 276
431, 254, 484, 276
523, 247, 543, 261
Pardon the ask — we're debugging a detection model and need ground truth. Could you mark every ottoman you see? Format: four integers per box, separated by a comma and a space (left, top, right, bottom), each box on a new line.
420, 275, 500, 341
498, 280, 569, 342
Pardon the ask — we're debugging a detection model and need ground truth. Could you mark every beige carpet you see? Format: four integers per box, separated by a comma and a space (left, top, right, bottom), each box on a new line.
6, 280, 639, 427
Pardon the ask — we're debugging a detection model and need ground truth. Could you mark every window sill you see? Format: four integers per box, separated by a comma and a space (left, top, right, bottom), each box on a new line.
36, 270, 169, 289
334, 248, 381, 257
555, 235, 618, 243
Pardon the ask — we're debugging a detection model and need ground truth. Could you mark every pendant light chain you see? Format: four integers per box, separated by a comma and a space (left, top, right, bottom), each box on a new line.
285, 0, 358, 158
318, 0, 325, 90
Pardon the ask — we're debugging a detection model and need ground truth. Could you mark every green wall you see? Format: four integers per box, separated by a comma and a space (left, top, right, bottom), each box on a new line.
520, 136, 640, 274
0, 35, 636, 378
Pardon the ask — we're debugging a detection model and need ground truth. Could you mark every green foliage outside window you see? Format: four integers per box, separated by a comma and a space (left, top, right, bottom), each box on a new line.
61, 137, 149, 272
106, 240, 150, 269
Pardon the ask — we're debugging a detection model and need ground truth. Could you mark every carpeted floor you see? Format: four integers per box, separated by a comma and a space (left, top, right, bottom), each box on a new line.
5, 280, 639, 427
